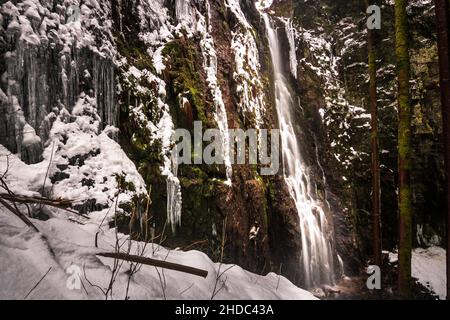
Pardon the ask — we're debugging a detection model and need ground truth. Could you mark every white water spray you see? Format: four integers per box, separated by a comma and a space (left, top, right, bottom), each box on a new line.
260, 12, 335, 288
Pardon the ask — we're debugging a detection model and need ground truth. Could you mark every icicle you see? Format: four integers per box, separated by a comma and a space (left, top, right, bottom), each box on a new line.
167, 148, 182, 233
134, 0, 184, 233
198, 1, 233, 185
92, 56, 116, 130
282, 18, 298, 79
226, 0, 265, 128
175, 0, 197, 31
155, 105, 183, 234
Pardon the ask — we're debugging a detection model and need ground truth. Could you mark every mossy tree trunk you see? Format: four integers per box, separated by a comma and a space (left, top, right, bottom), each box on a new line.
366, 0, 382, 269
395, 0, 412, 298
434, 0, 450, 300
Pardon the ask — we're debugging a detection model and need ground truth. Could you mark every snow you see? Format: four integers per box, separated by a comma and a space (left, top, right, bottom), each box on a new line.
225, 0, 252, 29
0, 80, 315, 300
21, 123, 41, 147
226, 0, 266, 127
198, 1, 232, 185
1, 0, 117, 59
255, 0, 274, 10
289, 14, 371, 171
129, 0, 186, 232
0, 93, 147, 211
153, 46, 166, 74
280, 18, 298, 79
0, 146, 41, 197
175, 0, 197, 32
387, 247, 446, 299
0, 203, 316, 300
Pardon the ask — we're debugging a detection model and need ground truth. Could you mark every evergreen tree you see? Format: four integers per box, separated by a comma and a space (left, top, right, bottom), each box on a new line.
434, 0, 450, 300
366, 0, 382, 269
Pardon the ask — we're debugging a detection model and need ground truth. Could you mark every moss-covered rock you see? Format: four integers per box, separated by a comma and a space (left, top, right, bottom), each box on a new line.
162, 37, 214, 128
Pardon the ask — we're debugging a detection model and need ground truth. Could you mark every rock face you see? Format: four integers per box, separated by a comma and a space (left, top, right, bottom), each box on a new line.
0, 0, 367, 288
286, 0, 444, 259
306, 0, 443, 251
0, 1, 116, 165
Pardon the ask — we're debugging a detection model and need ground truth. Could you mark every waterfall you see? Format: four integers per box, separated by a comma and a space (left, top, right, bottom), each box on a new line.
261, 13, 335, 288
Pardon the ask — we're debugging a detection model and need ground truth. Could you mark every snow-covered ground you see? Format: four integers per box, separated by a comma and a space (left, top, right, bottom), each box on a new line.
0, 211, 317, 300
388, 247, 446, 299
0, 145, 315, 300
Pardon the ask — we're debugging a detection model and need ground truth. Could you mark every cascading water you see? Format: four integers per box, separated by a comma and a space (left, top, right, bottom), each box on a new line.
260, 12, 335, 288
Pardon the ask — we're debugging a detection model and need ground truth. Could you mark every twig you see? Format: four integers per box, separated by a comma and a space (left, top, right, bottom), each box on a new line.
211, 216, 230, 300
0, 197, 39, 232
24, 267, 52, 299
95, 231, 99, 248
1, 153, 10, 178
220, 216, 227, 262
179, 283, 194, 295
80, 278, 89, 296
40, 141, 55, 199
276, 263, 282, 290
124, 192, 152, 300
104, 192, 122, 300
181, 239, 209, 251
83, 264, 106, 296
68, 218, 85, 225
155, 266, 167, 300
211, 264, 235, 300
0, 177, 22, 217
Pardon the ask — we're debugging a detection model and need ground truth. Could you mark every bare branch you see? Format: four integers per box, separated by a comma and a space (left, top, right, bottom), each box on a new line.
40, 141, 55, 200
179, 283, 194, 295
24, 267, 52, 299
0, 197, 39, 232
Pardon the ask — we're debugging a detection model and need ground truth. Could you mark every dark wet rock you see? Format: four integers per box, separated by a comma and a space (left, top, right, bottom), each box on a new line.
73, 199, 107, 214
56, 164, 68, 171
68, 149, 100, 166
21, 140, 43, 164
50, 171, 70, 184
81, 178, 95, 188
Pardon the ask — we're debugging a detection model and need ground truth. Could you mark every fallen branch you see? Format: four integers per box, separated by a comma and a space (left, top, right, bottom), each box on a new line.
96, 252, 208, 278
0, 193, 71, 207
0, 193, 87, 218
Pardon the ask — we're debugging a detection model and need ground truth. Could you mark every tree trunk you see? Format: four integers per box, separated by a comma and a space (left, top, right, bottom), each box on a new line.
434, 0, 450, 301
395, 0, 412, 298
366, 0, 382, 269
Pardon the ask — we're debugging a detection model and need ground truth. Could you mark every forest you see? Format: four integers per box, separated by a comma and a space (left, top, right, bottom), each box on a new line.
0, 0, 448, 302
